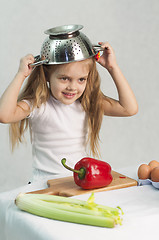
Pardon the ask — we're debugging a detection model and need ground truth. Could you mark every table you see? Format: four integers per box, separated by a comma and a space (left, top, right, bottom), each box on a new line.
0, 166, 159, 240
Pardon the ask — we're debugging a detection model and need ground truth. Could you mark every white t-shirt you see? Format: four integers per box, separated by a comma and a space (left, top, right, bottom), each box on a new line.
25, 95, 88, 174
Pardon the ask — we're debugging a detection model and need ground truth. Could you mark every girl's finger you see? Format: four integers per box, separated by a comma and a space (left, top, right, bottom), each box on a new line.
25, 55, 35, 65
98, 42, 110, 51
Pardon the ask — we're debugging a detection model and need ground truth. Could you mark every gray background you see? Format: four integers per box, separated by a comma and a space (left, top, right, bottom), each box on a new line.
0, 0, 159, 192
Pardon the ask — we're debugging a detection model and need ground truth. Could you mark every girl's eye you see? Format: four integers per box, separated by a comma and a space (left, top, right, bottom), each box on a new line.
79, 78, 86, 83
61, 77, 69, 81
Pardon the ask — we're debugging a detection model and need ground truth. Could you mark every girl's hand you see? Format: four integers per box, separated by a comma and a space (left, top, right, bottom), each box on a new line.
97, 42, 117, 71
18, 54, 35, 78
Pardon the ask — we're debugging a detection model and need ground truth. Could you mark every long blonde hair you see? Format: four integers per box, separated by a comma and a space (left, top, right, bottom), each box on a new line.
10, 58, 105, 157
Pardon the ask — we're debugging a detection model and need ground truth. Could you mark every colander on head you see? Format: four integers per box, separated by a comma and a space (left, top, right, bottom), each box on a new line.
31, 24, 103, 66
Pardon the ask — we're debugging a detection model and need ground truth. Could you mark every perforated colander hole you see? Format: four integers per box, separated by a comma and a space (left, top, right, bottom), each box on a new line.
42, 41, 51, 54
55, 41, 61, 46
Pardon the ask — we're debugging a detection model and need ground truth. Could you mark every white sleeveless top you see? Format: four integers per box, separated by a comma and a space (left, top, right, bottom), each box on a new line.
26, 95, 88, 174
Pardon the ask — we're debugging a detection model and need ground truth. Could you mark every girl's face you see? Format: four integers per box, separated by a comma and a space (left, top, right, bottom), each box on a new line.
49, 60, 91, 105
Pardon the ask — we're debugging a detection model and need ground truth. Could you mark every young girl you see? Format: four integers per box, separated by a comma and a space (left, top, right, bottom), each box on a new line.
0, 38, 138, 181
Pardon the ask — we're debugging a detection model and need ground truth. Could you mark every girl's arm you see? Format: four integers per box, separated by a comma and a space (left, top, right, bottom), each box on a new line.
97, 42, 138, 117
0, 54, 34, 123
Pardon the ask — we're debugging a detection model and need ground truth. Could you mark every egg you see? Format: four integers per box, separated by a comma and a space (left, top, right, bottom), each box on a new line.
138, 164, 151, 179
151, 167, 159, 182
148, 160, 159, 170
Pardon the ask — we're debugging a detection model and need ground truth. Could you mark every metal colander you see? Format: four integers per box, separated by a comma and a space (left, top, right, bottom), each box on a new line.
32, 24, 103, 66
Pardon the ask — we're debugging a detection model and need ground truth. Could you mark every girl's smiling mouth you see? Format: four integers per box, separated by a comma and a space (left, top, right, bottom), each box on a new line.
62, 92, 76, 99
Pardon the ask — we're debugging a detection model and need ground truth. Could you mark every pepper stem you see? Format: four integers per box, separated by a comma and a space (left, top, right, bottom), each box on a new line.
61, 158, 81, 174
61, 158, 86, 179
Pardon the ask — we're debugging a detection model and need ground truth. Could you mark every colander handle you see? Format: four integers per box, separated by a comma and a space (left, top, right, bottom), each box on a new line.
30, 55, 49, 67
92, 45, 104, 53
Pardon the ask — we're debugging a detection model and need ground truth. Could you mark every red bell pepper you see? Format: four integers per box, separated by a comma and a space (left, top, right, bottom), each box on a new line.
61, 157, 113, 190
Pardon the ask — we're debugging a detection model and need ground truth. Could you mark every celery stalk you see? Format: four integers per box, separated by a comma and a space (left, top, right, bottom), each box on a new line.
23, 193, 119, 214
15, 193, 123, 228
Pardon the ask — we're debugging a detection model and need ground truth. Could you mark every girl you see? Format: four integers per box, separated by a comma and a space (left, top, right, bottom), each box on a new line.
0, 40, 138, 181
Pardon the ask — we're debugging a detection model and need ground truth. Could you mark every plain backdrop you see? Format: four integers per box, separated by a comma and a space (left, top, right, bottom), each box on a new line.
0, 0, 159, 192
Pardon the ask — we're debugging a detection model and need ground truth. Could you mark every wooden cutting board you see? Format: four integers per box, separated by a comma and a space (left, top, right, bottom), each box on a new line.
28, 171, 137, 197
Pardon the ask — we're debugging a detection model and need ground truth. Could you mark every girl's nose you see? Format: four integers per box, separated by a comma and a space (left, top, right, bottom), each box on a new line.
66, 81, 76, 91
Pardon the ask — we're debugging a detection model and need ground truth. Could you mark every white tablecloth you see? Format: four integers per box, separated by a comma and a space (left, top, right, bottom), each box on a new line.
0, 167, 159, 240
